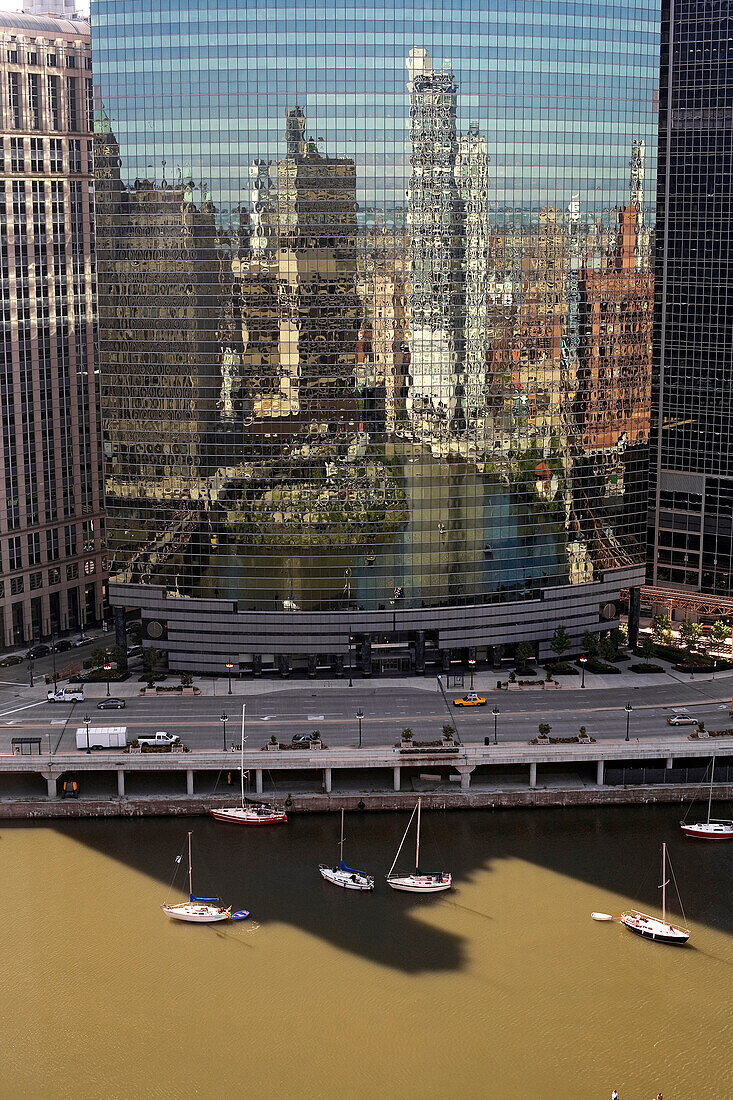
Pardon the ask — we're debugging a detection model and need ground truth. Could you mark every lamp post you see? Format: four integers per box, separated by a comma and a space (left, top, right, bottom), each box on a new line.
624, 702, 632, 742
578, 656, 587, 688
468, 658, 476, 691
28, 655, 34, 689
356, 709, 364, 748
83, 712, 92, 754
492, 706, 499, 745
103, 663, 112, 696
50, 631, 58, 689
225, 662, 233, 695
220, 712, 229, 752
348, 625, 353, 688
713, 658, 717, 680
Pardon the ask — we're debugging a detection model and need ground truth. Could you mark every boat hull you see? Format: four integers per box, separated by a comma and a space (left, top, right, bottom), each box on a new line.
620, 910, 689, 945
680, 822, 733, 840
210, 807, 287, 825
161, 903, 231, 924
387, 873, 452, 893
319, 866, 374, 890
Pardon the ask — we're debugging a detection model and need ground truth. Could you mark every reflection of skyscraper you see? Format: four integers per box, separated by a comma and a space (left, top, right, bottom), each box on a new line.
0, 11, 105, 649
94, 0, 658, 676
405, 48, 463, 439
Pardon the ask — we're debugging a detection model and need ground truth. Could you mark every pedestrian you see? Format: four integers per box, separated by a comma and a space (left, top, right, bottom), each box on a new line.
611, 1090, 619, 1100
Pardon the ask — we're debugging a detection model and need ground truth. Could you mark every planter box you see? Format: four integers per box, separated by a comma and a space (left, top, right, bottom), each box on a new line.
310, 740, 323, 750
265, 742, 280, 751
542, 681, 560, 689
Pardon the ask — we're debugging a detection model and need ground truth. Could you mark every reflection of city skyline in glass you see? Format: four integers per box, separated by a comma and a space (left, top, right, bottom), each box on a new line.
94, 0, 658, 618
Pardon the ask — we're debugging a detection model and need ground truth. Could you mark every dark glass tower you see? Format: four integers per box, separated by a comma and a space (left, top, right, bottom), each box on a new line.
92, 0, 659, 676
651, 0, 733, 596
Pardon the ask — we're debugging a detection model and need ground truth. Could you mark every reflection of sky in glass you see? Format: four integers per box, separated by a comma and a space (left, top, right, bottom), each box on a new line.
93, 0, 659, 216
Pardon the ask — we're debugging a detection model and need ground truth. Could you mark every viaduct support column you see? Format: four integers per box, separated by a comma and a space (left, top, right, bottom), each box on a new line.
393, 765, 401, 792
457, 766, 474, 791
323, 767, 332, 794
529, 762, 537, 788
255, 769, 263, 795
46, 774, 57, 798
186, 769, 194, 796
117, 769, 125, 797
596, 760, 604, 786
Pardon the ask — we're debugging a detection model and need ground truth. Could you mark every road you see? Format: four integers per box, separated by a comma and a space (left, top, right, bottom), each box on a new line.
1, 674, 732, 753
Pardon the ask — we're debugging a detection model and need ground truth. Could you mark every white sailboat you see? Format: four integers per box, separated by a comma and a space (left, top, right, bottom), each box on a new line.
210, 704, 287, 825
161, 832, 232, 923
386, 798, 452, 893
319, 808, 374, 890
680, 756, 733, 840
620, 843, 689, 945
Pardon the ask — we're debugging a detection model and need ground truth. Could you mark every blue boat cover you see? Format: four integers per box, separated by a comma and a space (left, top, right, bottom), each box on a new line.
339, 861, 366, 875
190, 894, 220, 904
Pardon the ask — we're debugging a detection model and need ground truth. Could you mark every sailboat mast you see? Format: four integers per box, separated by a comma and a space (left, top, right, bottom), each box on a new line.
188, 831, 193, 897
340, 808, 344, 866
240, 703, 246, 808
707, 756, 715, 824
661, 842, 666, 922
415, 798, 421, 871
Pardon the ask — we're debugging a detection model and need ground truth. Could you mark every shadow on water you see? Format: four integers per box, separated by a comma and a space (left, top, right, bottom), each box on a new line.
5, 802, 732, 973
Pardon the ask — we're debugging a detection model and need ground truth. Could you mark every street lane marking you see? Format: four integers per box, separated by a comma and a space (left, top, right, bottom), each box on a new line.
0, 699, 48, 718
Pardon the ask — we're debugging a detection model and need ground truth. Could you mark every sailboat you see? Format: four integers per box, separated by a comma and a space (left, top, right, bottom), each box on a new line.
319, 808, 374, 890
386, 798, 452, 893
210, 704, 287, 825
680, 756, 733, 840
161, 832, 232, 923
620, 843, 689, 945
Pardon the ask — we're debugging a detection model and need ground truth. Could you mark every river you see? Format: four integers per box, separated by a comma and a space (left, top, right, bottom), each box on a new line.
3, 805, 731, 1099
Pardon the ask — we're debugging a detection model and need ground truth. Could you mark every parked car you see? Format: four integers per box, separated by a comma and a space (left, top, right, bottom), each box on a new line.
72, 634, 91, 647
97, 697, 126, 710
667, 712, 696, 726
48, 688, 85, 703
52, 640, 72, 653
25, 644, 50, 660
137, 731, 180, 751
0, 655, 24, 667
292, 733, 313, 745
127, 646, 143, 659
453, 693, 487, 707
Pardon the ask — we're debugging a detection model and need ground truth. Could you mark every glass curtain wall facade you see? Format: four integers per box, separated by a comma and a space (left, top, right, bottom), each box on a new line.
650, 0, 733, 597
93, 0, 659, 674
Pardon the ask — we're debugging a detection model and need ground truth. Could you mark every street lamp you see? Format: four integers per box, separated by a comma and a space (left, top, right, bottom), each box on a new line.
356, 709, 364, 748
28, 655, 34, 689
103, 663, 112, 696
468, 658, 476, 691
220, 712, 229, 752
492, 706, 500, 745
348, 625, 353, 688
579, 656, 587, 688
624, 702, 632, 742
50, 631, 58, 689
225, 662, 233, 695
83, 712, 92, 754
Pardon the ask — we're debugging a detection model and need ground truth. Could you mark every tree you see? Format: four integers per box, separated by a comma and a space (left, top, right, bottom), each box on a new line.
89, 646, 107, 670
516, 641, 535, 668
640, 635, 656, 663
108, 643, 126, 668
580, 631, 598, 657
599, 636, 618, 662
179, 671, 193, 688
651, 614, 673, 645
710, 620, 730, 648
609, 627, 626, 649
679, 619, 703, 651
143, 646, 163, 673
538, 722, 552, 738
550, 625, 572, 660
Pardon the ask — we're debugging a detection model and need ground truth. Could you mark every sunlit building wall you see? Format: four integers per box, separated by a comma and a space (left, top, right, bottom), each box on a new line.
92, 0, 659, 675
0, 11, 105, 649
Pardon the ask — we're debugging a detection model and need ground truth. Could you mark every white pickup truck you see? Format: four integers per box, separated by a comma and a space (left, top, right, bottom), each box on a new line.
137, 731, 181, 752
48, 687, 84, 703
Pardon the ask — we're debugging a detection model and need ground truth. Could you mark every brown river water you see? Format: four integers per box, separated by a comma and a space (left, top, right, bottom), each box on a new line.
2, 805, 731, 1100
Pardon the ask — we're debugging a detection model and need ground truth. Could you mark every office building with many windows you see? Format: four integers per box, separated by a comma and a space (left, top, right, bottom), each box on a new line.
0, 12, 105, 649
93, 0, 659, 676
649, 0, 733, 603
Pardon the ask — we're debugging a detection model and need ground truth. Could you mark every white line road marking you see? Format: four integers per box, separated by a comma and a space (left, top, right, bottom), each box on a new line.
0, 699, 48, 718
307, 715, 325, 721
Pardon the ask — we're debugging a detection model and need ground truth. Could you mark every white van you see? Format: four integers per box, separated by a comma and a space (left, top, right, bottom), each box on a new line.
47, 687, 85, 703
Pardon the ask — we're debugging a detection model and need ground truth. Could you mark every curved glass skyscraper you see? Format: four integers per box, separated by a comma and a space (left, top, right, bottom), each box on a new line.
93, 0, 659, 675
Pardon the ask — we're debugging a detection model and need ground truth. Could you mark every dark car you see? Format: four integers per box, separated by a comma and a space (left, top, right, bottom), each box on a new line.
97, 697, 126, 710
292, 733, 314, 745
52, 640, 72, 653
126, 645, 143, 659
0, 655, 24, 667
25, 645, 51, 660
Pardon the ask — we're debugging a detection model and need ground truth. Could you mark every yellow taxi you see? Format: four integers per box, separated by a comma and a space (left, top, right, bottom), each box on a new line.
453, 693, 487, 707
